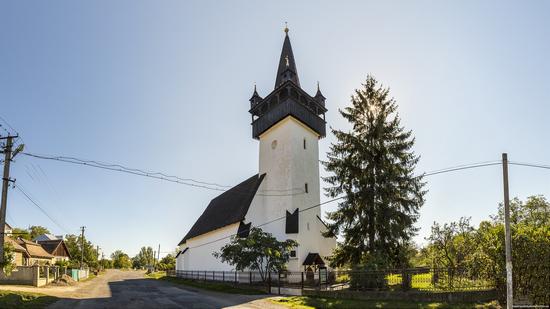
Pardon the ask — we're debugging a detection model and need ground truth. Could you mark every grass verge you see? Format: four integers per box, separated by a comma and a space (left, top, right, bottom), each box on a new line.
270, 296, 501, 309
0, 290, 59, 309
146, 271, 266, 295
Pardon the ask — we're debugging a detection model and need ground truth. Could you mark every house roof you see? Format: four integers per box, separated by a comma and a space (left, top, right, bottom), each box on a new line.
178, 174, 265, 245
303, 253, 325, 266
37, 239, 72, 259
33, 234, 61, 242
18, 238, 54, 259
5, 237, 29, 256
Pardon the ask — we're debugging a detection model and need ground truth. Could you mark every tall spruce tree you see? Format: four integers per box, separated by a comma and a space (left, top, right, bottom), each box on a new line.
323, 75, 426, 268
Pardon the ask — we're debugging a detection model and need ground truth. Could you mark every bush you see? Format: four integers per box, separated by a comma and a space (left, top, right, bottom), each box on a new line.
349, 268, 388, 290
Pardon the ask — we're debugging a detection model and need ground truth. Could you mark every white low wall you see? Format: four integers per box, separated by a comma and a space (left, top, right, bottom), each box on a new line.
0, 266, 60, 287
0, 266, 35, 285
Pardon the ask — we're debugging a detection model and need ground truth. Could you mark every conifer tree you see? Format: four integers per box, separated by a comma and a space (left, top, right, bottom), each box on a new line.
323, 75, 426, 268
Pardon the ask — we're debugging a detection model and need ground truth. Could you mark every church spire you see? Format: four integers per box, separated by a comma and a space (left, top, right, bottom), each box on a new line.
274, 25, 300, 88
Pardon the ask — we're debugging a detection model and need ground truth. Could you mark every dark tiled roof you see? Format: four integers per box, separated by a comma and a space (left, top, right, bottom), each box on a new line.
303, 253, 325, 266
178, 174, 265, 245
275, 33, 300, 88
37, 239, 71, 259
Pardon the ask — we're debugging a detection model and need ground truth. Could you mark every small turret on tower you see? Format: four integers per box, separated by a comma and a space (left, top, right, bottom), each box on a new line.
314, 82, 326, 107
249, 84, 263, 108
249, 27, 327, 139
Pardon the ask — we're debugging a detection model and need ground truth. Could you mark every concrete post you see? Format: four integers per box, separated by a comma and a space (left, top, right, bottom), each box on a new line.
46, 266, 50, 283
32, 266, 39, 287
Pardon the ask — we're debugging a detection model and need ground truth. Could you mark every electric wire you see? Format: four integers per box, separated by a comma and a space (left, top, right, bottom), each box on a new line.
422, 161, 502, 177
186, 160, 517, 250
0, 115, 24, 146
509, 161, 550, 170
22, 153, 304, 196
187, 196, 345, 250
14, 184, 71, 235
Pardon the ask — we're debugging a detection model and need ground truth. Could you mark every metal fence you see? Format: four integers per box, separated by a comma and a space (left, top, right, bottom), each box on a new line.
168, 267, 495, 294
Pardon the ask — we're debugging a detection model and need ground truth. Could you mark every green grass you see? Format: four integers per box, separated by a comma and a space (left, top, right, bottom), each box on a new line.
0, 290, 59, 309
147, 271, 267, 295
271, 296, 501, 309
384, 273, 489, 291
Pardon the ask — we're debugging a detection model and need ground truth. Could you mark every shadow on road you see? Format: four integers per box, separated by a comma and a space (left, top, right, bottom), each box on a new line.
47, 277, 273, 309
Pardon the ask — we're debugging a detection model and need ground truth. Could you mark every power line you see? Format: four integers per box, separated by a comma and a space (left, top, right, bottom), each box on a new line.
185, 160, 517, 250
0, 116, 17, 135
22, 153, 304, 196
0, 115, 24, 146
187, 196, 345, 250
14, 184, 71, 235
509, 161, 550, 170
422, 161, 502, 177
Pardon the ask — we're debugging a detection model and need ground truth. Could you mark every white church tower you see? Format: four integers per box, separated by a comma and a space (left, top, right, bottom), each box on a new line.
176, 27, 335, 272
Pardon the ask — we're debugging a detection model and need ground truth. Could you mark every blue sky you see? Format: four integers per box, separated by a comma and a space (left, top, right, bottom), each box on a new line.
1, 1, 549, 258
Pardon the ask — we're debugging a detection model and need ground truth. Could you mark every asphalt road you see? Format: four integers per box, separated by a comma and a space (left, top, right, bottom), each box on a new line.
44, 269, 282, 309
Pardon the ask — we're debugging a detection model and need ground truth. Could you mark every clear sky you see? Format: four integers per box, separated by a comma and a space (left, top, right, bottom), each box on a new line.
1, 1, 549, 258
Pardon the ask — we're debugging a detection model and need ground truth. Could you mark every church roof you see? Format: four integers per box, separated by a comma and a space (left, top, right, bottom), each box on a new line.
274, 31, 300, 88
178, 174, 265, 245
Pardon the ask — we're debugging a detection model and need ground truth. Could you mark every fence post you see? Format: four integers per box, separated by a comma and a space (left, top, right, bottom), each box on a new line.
268, 271, 271, 294
213, 271, 215, 281
278, 271, 281, 295
222, 271, 225, 282
318, 268, 321, 290
234, 271, 237, 284
249, 272, 252, 285
301, 272, 304, 292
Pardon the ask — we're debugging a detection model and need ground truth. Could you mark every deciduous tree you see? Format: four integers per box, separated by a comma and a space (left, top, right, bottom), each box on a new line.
213, 228, 297, 282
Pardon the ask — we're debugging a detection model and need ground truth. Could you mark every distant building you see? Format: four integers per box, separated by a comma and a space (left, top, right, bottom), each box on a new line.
16, 239, 54, 265
36, 239, 71, 263
33, 234, 63, 242
176, 28, 336, 272
5, 237, 30, 266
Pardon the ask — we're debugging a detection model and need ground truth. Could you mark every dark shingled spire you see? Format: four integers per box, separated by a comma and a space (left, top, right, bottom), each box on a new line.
274, 28, 300, 88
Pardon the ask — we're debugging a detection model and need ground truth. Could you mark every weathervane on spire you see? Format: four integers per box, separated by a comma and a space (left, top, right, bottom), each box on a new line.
284, 22, 289, 34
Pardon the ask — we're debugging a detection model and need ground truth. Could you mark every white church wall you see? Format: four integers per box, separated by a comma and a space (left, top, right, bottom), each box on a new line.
246, 116, 336, 271
176, 222, 240, 271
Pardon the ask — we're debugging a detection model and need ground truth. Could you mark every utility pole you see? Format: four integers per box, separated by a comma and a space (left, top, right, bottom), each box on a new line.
502, 153, 513, 309
80, 226, 86, 269
157, 244, 160, 266
0, 135, 18, 263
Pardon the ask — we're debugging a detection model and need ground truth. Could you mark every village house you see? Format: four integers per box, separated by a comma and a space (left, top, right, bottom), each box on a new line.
36, 238, 71, 263
16, 238, 54, 265
5, 237, 30, 266
176, 28, 336, 272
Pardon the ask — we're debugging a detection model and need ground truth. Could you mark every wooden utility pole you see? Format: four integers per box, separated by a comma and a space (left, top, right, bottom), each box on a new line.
80, 226, 86, 269
502, 153, 513, 309
0, 135, 17, 263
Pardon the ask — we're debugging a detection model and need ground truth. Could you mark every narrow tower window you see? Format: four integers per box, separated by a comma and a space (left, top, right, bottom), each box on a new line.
303, 138, 306, 149
305, 183, 308, 193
